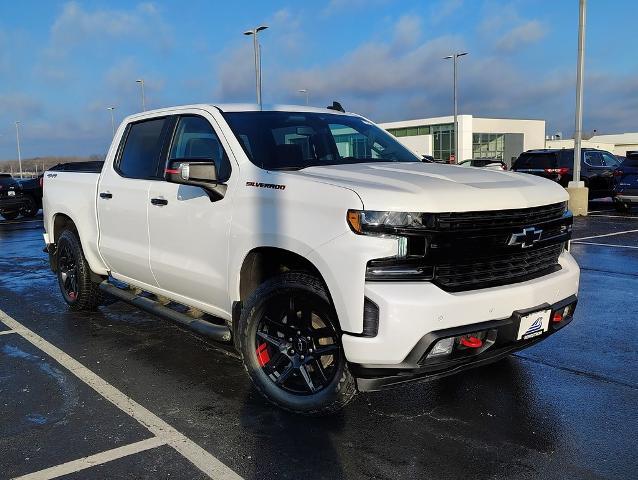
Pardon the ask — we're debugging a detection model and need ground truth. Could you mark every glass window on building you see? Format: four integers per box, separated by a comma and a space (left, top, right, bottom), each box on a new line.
432, 124, 455, 162
472, 133, 505, 159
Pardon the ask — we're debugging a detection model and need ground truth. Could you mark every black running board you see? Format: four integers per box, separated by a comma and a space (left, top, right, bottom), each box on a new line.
99, 282, 232, 342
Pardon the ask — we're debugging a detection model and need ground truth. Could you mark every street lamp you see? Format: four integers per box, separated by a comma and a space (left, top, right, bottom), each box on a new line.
243, 25, 269, 107
136, 79, 146, 111
298, 89, 309, 105
443, 52, 468, 164
569, 0, 588, 216
15, 121, 23, 179
107, 107, 116, 137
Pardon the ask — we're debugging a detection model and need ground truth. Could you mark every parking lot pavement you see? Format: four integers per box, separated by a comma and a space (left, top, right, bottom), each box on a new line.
0, 208, 637, 480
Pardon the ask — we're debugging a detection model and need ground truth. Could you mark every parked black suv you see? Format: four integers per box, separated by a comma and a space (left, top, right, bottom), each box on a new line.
0, 174, 39, 220
512, 148, 620, 199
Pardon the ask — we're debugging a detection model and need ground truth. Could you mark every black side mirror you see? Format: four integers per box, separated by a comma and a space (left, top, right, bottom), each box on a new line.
165, 161, 226, 200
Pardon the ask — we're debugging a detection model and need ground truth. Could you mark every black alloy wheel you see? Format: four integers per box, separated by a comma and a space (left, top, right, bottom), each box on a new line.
57, 238, 79, 303
55, 229, 102, 311
238, 272, 356, 415
254, 293, 341, 395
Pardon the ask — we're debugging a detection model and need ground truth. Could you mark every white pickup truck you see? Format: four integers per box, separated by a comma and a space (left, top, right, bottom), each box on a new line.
43, 104, 580, 414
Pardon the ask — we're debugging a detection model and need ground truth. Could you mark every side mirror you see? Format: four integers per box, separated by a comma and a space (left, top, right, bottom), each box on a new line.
165, 161, 226, 200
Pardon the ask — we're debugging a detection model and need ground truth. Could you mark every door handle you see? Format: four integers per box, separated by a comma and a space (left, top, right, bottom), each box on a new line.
99, 192, 112, 199
150, 197, 168, 206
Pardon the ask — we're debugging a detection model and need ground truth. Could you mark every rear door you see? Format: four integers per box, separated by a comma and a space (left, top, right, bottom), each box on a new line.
147, 112, 235, 316
97, 116, 173, 287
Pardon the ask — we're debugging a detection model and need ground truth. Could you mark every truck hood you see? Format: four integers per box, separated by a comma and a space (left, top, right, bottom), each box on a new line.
293, 162, 569, 212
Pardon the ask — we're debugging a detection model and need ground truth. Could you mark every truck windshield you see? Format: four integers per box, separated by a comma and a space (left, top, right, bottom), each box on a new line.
222, 111, 420, 170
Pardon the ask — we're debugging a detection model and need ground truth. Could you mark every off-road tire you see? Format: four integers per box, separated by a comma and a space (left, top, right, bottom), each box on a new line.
238, 272, 357, 415
56, 229, 102, 311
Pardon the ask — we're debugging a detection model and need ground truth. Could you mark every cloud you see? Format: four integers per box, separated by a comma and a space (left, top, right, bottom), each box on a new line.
322, 0, 389, 17
49, 2, 172, 51
0, 94, 44, 118
495, 20, 547, 52
429, 0, 464, 24
392, 15, 422, 49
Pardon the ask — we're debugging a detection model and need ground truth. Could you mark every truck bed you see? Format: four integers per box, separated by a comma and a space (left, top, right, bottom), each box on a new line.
42, 169, 107, 275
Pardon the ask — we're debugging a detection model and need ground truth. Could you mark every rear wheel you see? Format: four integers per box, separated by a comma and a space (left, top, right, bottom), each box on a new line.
238, 272, 356, 415
56, 229, 102, 311
0, 210, 19, 220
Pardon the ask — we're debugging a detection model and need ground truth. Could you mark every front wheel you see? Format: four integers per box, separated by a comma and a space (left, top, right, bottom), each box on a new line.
56, 229, 102, 311
0, 210, 19, 220
238, 272, 356, 415
20, 196, 39, 217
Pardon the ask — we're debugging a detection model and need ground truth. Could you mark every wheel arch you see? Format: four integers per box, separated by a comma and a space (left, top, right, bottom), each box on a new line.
232, 246, 335, 339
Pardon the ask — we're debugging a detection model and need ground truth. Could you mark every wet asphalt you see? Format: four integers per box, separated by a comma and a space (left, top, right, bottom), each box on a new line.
0, 202, 637, 479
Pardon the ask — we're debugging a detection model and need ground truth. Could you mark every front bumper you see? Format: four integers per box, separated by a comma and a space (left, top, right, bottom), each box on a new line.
340, 251, 580, 389
352, 295, 577, 391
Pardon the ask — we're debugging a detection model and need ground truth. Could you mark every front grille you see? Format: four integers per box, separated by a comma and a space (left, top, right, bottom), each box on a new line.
436, 202, 567, 232
434, 243, 564, 292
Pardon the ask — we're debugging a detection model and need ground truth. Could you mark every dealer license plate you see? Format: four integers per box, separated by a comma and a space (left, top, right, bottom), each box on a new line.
8, 190, 15, 196
517, 309, 551, 340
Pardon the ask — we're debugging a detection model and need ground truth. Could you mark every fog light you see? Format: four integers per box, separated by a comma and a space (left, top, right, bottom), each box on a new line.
427, 337, 454, 358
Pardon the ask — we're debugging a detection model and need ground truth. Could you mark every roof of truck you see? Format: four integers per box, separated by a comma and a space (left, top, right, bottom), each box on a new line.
125, 103, 353, 122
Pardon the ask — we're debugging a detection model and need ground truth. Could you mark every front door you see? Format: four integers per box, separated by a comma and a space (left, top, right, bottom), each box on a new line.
147, 113, 235, 317
97, 116, 172, 287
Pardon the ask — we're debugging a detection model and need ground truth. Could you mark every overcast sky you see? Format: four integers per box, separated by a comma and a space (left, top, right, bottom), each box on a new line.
0, 0, 636, 160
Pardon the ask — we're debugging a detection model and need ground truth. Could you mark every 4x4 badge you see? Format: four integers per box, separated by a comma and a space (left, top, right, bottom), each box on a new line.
508, 227, 543, 248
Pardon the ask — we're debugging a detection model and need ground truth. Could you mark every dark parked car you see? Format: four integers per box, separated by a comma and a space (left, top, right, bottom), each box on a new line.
613, 153, 638, 212
458, 158, 507, 171
512, 148, 620, 199
0, 174, 38, 220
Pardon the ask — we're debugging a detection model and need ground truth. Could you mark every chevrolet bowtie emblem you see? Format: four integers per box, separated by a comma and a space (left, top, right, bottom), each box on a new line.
508, 227, 543, 248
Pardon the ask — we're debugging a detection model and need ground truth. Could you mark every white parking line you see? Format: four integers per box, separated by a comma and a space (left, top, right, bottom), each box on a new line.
0, 308, 243, 480
588, 214, 637, 219
13, 437, 167, 480
572, 228, 638, 241
0, 329, 17, 335
571, 241, 638, 249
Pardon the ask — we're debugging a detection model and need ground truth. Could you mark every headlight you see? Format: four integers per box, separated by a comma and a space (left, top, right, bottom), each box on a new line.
346, 210, 435, 236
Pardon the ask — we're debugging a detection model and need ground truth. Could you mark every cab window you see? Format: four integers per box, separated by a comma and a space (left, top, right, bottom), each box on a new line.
169, 116, 231, 182
117, 118, 168, 179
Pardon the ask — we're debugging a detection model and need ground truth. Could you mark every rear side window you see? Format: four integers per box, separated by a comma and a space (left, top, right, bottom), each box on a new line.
169, 116, 231, 182
118, 118, 167, 179
514, 153, 558, 169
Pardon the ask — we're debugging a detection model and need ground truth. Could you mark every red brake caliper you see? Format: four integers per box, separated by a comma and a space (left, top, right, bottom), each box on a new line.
256, 343, 270, 367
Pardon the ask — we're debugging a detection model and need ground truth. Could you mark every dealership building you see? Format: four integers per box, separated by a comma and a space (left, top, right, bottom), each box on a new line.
378, 115, 546, 166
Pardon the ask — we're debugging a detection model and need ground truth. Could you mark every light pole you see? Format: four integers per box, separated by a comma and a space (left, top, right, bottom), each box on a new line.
136, 79, 146, 111
15, 121, 23, 179
243, 25, 268, 107
568, 0, 588, 216
443, 52, 468, 164
298, 89, 309, 105
107, 107, 116, 137
573, 0, 586, 186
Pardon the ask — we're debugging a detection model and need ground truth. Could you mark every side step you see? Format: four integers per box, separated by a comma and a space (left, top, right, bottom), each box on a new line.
99, 282, 232, 342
